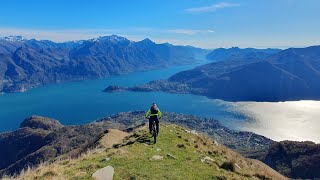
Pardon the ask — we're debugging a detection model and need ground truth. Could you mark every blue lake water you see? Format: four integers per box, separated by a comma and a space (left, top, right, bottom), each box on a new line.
0, 61, 243, 132
1, 60, 320, 143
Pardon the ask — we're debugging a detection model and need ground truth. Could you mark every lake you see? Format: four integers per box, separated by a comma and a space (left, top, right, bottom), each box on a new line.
0, 61, 319, 143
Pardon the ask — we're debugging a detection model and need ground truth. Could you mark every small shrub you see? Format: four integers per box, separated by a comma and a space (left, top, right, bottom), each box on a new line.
41, 170, 58, 178
61, 160, 69, 165
216, 175, 227, 180
132, 133, 140, 138
177, 143, 186, 149
126, 141, 135, 145
254, 174, 272, 180
113, 144, 122, 148
220, 161, 235, 172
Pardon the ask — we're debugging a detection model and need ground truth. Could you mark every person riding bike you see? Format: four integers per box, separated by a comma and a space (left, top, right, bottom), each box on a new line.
145, 103, 162, 134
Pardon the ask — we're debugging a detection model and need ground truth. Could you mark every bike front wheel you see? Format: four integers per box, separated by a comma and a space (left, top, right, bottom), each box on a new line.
153, 126, 157, 144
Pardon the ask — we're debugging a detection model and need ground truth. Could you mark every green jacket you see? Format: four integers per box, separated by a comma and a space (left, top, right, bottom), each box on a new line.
145, 108, 162, 119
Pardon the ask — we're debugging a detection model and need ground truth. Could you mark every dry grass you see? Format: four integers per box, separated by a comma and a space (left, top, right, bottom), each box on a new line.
98, 129, 129, 148
1, 124, 287, 180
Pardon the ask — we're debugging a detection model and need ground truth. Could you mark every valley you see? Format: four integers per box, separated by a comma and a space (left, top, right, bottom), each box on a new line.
0, 35, 207, 93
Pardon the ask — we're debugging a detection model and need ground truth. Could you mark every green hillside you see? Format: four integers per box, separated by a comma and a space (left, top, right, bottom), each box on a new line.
3, 124, 286, 180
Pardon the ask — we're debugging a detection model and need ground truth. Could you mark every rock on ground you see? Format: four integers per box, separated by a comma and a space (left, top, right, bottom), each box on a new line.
92, 165, 114, 180
201, 156, 214, 164
101, 157, 111, 162
167, 153, 176, 159
150, 155, 163, 161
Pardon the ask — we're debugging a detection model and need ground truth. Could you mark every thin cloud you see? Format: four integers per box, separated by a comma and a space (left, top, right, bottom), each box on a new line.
185, 2, 240, 13
0, 27, 214, 42
167, 29, 215, 35
0, 27, 116, 42
0, 27, 316, 49
0, 27, 215, 47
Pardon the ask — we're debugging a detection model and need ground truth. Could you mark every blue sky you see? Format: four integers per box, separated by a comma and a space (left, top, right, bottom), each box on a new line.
0, 0, 319, 48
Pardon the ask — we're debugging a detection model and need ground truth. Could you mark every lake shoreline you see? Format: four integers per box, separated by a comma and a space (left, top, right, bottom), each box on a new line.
0, 63, 319, 143
104, 80, 320, 102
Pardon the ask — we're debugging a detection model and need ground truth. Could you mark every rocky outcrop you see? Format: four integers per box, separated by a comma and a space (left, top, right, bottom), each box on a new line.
92, 166, 114, 180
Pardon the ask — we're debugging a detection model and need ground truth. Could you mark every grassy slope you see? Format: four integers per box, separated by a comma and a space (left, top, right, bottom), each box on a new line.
4, 124, 286, 180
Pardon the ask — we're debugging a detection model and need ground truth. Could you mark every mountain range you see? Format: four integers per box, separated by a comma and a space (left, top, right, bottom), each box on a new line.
0, 35, 207, 93
106, 45, 320, 101
206, 47, 281, 62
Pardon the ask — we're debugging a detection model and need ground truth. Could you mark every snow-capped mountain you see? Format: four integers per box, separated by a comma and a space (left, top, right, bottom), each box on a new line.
0, 35, 27, 42
0, 35, 207, 93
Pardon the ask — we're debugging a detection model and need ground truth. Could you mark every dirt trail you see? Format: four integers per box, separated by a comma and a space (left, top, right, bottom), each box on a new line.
99, 129, 130, 148
99, 124, 149, 148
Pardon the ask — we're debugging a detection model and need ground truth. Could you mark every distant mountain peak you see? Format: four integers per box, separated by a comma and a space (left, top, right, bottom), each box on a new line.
93, 35, 131, 43
139, 38, 155, 44
162, 42, 173, 47
0, 35, 27, 42
134, 38, 157, 48
63, 39, 85, 45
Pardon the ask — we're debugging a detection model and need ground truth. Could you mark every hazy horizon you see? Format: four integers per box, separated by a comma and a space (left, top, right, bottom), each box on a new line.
2, 34, 317, 50
1, 0, 319, 48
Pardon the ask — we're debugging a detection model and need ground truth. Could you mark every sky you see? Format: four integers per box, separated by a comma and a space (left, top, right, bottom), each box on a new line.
0, 0, 319, 48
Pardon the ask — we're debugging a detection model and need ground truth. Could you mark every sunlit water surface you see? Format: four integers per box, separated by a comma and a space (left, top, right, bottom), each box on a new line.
0, 61, 319, 143
225, 100, 320, 143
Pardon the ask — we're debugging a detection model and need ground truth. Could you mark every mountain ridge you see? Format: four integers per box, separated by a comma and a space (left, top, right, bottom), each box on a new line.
0, 112, 286, 179
1, 111, 319, 179
106, 45, 320, 101
0, 111, 273, 177
206, 47, 281, 62
0, 35, 207, 93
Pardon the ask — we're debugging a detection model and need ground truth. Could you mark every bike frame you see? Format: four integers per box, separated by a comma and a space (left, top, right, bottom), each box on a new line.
151, 119, 158, 144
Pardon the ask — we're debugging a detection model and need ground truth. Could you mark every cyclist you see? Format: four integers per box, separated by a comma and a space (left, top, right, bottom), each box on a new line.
145, 103, 162, 134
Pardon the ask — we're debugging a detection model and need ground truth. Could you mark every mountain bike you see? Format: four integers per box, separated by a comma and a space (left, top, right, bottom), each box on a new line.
151, 119, 158, 144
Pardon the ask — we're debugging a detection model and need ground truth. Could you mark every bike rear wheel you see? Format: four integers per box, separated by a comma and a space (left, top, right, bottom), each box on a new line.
153, 123, 157, 144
